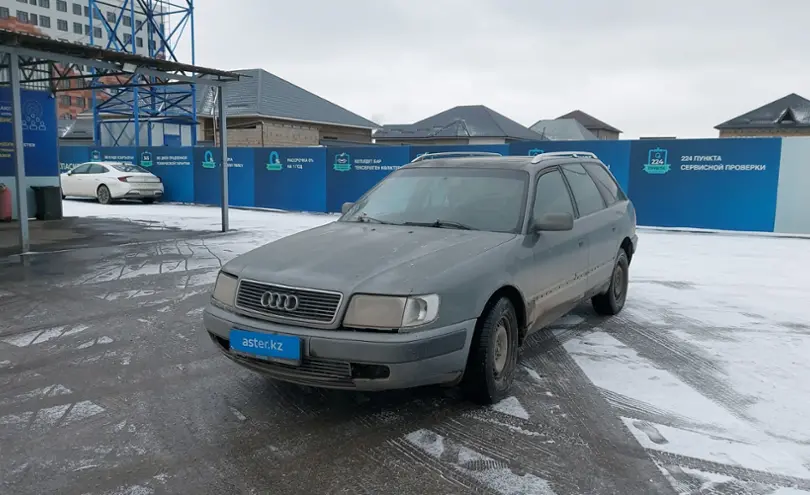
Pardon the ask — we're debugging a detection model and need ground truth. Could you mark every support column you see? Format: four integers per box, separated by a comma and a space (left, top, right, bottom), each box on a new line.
218, 85, 228, 232
9, 53, 30, 254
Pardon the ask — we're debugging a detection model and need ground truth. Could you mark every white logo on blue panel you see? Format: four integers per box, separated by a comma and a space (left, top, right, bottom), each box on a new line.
643, 147, 671, 174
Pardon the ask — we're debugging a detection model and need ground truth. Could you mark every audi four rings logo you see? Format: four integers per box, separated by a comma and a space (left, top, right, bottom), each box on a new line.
260, 291, 299, 311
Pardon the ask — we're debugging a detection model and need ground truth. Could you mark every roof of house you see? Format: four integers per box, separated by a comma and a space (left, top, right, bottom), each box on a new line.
374, 105, 545, 141
556, 110, 622, 134
715, 93, 810, 129
529, 118, 598, 141
62, 68, 379, 139
196, 69, 378, 129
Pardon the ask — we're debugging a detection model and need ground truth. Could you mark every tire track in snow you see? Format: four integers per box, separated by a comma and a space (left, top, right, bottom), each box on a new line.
605, 312, 759, 424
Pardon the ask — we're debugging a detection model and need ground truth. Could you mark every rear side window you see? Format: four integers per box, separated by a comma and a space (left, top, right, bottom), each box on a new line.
112, 164, 151, 173
561, 163, 606, 217
584, 163, 625, 205
88, 164, 108, 174
532, 170, 575, 220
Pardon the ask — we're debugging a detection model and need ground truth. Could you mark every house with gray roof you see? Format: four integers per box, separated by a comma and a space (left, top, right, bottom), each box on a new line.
715, 93, 810, 138
373, 105, 545, 145
529, 118, 597, 141
61, 68, 379, 147
556, 110, 622, 140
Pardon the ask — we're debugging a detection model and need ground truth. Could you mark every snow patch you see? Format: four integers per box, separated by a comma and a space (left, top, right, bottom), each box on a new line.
405, 429, 444, 459
491, 396, 529, 420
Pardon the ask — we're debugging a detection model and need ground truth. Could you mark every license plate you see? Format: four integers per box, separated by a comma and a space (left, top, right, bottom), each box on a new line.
229, 329, 301, 364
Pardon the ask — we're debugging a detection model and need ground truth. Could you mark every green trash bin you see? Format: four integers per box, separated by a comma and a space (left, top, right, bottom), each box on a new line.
31, 186, 63, 221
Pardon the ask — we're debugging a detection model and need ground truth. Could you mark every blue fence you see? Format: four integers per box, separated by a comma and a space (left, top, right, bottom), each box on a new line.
59, 137, 793, 233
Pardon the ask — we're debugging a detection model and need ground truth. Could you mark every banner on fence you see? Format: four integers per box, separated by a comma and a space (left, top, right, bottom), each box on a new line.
628, 138, 782, 232
254, 147, 327, 212
325, 146, 409, 212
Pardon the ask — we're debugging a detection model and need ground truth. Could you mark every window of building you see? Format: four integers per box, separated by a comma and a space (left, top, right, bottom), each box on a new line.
60, 95, 71, 106
75, 96, 86, 108
136, 37, 143, 47
532, 170, 575, 221
92, 9, 101, 20
83, 5, 88, 16
106, 11, 115, 22
71, 2, 80, 15
56, 0, 66, 12
123, 33, 131, 44
39, 0, 50, 8
73, 21, 82, 34
30, 13, 37, 25
16, 10, 29, 22
84, 24, 90, 34
0, 7, 9, 19
135, 19, 142, 29
16, 0, 27, 4
57, 18, 67, 30
40, 15, 50, 27
123, 15, 131, 26
561, 163, 606, 217
148, 39, 156, 50
93, 26, 101, 38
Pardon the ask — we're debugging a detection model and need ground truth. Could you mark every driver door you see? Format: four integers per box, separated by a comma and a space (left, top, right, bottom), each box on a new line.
524, 167, 589, 334
62, 163, 91, 196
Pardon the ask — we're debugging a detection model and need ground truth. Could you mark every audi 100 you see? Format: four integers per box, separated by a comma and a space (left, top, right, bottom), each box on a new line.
204, 151, 637, 404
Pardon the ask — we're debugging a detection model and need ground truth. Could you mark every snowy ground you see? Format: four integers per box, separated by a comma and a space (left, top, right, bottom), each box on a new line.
1, 201, 809, 494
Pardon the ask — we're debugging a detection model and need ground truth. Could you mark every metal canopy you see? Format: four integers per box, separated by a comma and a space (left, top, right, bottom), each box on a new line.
1, 29, 237, 255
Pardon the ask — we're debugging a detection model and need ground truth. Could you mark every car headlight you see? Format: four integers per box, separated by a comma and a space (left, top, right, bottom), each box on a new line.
343, 294, 440, 331
212, 271, 238, 306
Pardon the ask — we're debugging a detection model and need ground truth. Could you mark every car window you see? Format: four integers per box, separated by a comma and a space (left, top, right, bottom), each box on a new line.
561, 163, 606, 217
88, 164, 107, 174
584, 163, 625, 205
532, 169, 575, 221
70, 163, 92, 174
111, 164, 151, 173
342, 166, 529, 234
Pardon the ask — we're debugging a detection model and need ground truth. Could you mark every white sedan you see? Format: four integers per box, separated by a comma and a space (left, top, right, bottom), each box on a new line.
60, 161, 165, 204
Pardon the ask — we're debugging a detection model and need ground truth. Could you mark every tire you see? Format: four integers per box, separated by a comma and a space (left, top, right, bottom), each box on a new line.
461, 297, 519, 405
592, 248, 630, 316
142, 198, 155, 204
97, 185, 112, 205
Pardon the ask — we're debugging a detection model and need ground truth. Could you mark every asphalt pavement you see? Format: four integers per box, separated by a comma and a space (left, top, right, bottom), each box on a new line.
1, 220, 807, 495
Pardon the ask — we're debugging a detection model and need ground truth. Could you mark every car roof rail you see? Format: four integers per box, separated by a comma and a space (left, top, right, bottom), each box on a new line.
410, 151, 503, 163
530, 151, 598, 164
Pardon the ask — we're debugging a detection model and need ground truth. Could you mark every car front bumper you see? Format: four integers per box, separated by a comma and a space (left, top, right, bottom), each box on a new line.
203, 303, 475, 391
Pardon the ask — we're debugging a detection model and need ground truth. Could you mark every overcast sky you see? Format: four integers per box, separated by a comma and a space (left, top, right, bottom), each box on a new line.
192, 1, 809, 139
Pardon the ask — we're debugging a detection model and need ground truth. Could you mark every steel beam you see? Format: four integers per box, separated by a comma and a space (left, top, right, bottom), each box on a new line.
9, 53, 30, 254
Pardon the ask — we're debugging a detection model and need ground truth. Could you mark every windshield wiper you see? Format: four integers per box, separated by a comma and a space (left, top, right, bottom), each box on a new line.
404, 220, 474, 230
353, 215, 400, 225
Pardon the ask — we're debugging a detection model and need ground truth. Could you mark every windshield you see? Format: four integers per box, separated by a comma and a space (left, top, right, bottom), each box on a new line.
341, 167, 529, 233
111, 164, 151, 173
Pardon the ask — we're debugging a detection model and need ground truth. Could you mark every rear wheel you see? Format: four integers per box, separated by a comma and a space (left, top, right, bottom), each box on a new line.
97, 185, 112, 205
592, 249, 629, 315
461, 297, 519, 405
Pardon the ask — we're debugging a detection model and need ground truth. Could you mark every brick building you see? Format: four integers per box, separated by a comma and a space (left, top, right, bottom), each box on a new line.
715, 93, 810, 138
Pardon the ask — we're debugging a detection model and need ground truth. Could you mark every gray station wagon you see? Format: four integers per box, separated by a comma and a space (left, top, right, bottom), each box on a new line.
204, 151, 638, 404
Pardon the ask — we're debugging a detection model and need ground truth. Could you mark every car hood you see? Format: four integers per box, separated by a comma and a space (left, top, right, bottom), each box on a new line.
223, 221, 516, 294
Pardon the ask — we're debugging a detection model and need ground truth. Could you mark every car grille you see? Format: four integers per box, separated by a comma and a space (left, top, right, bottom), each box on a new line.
235, 280, 342, 324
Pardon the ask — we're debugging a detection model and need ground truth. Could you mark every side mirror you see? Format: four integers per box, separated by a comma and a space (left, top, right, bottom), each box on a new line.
532, 212, 574, 232
341, 202, 354, 214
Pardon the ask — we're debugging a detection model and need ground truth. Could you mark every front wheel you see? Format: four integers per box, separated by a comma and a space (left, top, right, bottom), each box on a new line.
461, 297, 519, 405
97, 185, 112, 205
592, 249, 629, 315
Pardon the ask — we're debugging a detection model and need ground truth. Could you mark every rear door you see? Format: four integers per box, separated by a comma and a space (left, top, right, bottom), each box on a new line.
560, 163, 613, 292
84, 164, 110, 196
583, 162, 630, 284
525, 167, 588, 333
